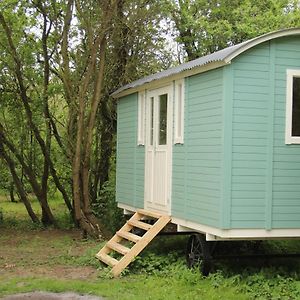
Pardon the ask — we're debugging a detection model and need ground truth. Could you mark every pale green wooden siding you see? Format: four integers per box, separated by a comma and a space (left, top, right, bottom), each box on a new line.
116, 93, 144, 209
230, 36, 300, 229
172, 69, 223, 227
230, 43, 270, 228
272, 37, 300, 228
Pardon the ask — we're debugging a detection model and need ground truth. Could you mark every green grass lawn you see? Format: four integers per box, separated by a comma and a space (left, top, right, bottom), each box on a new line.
0, 195, 300, 299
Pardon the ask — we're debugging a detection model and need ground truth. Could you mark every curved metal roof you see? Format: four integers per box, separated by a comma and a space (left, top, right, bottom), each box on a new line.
112, 28, 300, 98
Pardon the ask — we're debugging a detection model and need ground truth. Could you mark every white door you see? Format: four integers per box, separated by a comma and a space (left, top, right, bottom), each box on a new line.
144, 86, 172, 214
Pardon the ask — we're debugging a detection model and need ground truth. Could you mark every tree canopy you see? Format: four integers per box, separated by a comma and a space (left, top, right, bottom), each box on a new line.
168, 0, 300, 60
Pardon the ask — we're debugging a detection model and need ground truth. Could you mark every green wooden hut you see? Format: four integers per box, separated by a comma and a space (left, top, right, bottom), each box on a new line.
112, 28, 300, 243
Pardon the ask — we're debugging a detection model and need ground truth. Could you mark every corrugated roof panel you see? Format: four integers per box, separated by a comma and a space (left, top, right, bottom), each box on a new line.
112, 28, 300, 97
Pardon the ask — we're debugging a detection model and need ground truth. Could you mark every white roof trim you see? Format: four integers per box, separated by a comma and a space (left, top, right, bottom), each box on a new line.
112, 28, 300, 99
224, 27, 300, 63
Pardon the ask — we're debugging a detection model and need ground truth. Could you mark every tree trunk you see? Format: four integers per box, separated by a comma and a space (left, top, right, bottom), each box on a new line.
9, 182, 17, 203
0, 144, 39, 223
58, 0, 118, 237
0, 126, 55, 225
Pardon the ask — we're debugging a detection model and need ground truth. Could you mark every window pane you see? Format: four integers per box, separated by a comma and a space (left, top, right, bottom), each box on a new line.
150, 97, 154, 145
159, 94, 168, 145
292, 77, 300, 136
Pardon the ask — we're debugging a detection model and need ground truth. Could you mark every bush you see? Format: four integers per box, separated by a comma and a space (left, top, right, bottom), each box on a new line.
92, 179, 125, 234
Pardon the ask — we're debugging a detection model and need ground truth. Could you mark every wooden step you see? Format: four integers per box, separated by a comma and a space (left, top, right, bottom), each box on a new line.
111, 215, 171, 277
96, 252, 118, 267
128, 219, 152, 231
107, 241, 131, 255
137, 209, 162, 219
117, 230, 142, 243
96, 210, 171, 277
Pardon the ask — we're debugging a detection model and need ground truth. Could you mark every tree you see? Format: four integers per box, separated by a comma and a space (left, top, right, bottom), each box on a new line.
0, 4, 59, 225
58, 0, 173, 236
0, 0, 174, 235
167, 0, 300, 60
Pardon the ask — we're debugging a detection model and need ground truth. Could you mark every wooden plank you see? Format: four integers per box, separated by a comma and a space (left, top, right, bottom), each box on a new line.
112, 216, 171, 277
107, 241, 131, 255
96, 252, 118, 267
127, 219, 152, 231
137, 209, 162, 219
95, 244, 111, 257
116, 230, 141, 243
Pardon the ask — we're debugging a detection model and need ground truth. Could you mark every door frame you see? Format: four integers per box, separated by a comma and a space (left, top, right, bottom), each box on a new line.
144, 84, 173, 215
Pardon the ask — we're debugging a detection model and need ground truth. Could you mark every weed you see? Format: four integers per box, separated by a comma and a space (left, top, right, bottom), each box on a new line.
239, 271, 300, 300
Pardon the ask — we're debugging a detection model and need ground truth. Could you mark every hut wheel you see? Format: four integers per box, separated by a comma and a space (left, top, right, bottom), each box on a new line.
186, 234, 213, 276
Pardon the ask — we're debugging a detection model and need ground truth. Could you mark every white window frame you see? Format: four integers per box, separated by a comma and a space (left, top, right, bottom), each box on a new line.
137, 90, 146, 145
174, 79, 185, 144
285, 69, 300, 144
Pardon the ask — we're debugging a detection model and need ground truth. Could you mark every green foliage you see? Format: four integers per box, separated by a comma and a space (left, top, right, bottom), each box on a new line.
92, 179, 125, 234
0, 0, 175, 229
167, 0, 300, 60
0, 161, 11, 191
128, 251, 180, 275
241, 271, 300, 299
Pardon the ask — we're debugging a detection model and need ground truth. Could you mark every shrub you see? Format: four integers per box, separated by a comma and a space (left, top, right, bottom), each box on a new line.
92, 179, 125, 234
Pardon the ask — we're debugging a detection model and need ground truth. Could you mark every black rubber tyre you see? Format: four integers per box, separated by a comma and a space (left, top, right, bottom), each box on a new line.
186, 234, 213, 276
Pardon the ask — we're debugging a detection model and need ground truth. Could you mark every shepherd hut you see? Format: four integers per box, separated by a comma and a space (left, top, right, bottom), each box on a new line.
97, 28, 300, 276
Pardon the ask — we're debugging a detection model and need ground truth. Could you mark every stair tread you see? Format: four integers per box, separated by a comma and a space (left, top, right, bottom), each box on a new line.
117, 230, 142, 243
137, 209, 162, 219
96, 252, 118, 267
107, 241, 131, 255
128, 219, 152, 231
112, 215, 171, 277
96, 211, 171, 278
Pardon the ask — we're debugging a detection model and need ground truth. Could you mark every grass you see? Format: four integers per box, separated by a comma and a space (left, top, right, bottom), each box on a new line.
0, 273, 249, 300
1, 195, 300, 299
0, 192, 73, 229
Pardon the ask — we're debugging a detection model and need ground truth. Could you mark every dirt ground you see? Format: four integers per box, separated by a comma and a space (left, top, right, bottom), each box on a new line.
0, 228, 99, 280
0, 228, 103, 299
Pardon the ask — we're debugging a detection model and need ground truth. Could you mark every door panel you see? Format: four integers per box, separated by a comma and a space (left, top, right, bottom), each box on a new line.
144, 86, 172, 214
153, 150, 167, 207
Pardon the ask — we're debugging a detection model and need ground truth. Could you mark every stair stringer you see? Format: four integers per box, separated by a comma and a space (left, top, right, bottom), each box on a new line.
96, 210, 171, 277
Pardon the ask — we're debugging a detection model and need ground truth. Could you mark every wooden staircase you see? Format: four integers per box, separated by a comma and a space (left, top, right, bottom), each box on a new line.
96, 209, 171, 277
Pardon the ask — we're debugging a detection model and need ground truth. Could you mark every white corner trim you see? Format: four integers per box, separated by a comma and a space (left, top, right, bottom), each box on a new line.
174, 79, 185, 144
137, 91, 146, 145
285, 69, 300, 144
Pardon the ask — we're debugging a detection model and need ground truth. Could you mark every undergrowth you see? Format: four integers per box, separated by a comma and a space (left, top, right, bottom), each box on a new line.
1, 194, 300, 299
